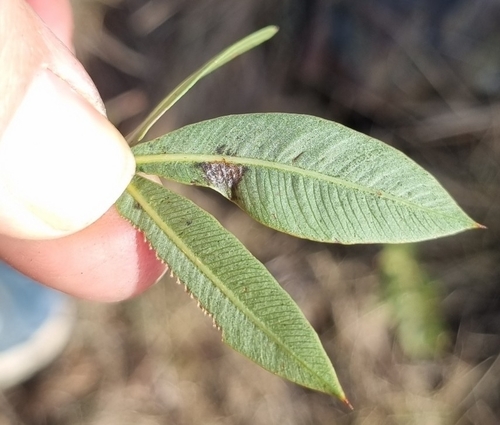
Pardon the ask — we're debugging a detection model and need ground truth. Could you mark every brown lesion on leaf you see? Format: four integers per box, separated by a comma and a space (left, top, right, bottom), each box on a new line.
199, 160, 247, 200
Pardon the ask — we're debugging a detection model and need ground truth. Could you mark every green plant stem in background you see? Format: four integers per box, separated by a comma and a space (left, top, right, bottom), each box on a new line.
379, 244, 448, 359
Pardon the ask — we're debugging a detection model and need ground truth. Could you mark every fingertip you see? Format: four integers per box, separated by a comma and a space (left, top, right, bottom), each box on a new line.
0, 208, 166, 302
0, 69, 135, 240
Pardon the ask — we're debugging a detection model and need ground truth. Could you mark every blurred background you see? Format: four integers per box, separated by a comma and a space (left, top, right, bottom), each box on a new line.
2, 0, 500, 423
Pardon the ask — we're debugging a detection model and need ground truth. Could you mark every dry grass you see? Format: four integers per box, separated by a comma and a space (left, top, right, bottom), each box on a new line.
3, 1, 500, 424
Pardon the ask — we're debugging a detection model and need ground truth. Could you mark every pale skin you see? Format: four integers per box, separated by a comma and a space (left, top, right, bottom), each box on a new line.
0, 0, 165, 301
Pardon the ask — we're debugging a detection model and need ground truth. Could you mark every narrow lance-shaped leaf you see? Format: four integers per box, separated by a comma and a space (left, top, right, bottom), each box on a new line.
133, 113, 480, 244
116, 175, 349, 403
127, 26, 278, 145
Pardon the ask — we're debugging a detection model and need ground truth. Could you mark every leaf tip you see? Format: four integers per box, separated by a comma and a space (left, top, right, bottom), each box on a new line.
341, 396, 354, 411
473, 222, 487, 230
267, 25, 280, 35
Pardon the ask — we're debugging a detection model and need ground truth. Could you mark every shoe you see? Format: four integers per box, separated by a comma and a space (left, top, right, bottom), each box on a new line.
0, 261, 74, 389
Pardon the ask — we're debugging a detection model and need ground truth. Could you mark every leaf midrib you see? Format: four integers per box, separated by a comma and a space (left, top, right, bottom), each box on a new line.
135, 153, 464, 222
126, 180, 336, 394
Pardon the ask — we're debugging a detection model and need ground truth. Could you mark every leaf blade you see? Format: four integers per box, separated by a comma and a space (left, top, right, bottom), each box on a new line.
133, 113, 479, 244
127, 26, 278, 144
116, 175, 347, 400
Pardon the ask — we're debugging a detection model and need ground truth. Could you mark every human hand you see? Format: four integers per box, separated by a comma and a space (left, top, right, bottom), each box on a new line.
0, 0, 165, 301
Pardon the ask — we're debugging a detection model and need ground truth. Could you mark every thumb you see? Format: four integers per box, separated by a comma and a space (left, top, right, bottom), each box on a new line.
0, 0, 135, 240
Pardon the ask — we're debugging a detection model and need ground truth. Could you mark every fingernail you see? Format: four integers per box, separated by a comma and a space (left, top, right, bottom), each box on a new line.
0, 69, 135, 239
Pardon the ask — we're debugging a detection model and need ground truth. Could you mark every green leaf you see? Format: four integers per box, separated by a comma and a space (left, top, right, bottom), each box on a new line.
133, 113, 480, 244
116, 175, 349, 402
127, 26, 278, 145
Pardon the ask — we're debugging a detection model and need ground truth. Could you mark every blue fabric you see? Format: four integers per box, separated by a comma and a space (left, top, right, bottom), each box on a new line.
0, 261, 66, 350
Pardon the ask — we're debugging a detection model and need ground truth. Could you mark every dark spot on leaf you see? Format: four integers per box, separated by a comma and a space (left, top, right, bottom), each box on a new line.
186, 219, 193, 226
200, 160, 247, 200
215, 145, 227, 155
215, 144, 237, 156
292, 152, 305, 163
132, 201, 142, 210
